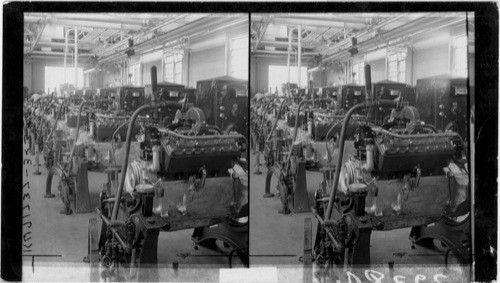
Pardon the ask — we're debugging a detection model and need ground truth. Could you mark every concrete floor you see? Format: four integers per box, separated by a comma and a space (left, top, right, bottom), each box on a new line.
249, 151, 470, 283
22, 143, 241, 282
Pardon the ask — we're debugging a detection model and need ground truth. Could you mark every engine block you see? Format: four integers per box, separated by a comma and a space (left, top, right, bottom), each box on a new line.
374, 131, 461, 175
160, 130, 241, 178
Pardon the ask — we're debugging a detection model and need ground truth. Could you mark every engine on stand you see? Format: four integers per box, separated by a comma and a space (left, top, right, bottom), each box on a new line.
87, 67, 249, 280
310, 65, 470, 268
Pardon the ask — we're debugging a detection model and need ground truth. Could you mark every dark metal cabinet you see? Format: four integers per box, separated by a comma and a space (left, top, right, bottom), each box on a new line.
416, 76, 468, 140
196, 76, 248, 138
336, 84, 366, 112
117, 86, 145, 113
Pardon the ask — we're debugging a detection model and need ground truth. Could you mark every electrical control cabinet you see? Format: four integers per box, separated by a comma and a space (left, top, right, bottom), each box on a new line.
416, 76, 468, 140
196, 76, 248, 138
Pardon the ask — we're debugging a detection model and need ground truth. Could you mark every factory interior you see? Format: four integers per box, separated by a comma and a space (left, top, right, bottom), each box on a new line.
23, 13, 249, 282
19, 11, 485, 283
250, 13, 473, 282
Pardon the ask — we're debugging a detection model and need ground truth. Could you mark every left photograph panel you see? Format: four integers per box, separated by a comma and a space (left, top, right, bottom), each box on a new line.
23, 13, 249, 281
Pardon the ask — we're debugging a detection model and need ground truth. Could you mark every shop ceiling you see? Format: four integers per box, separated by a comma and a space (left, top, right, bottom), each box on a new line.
251, 13, 467, 63
24, 13, 247, 66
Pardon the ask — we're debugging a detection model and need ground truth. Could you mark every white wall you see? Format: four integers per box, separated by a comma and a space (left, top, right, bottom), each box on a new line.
411, 30, 451, 84
188, 46, 226, 88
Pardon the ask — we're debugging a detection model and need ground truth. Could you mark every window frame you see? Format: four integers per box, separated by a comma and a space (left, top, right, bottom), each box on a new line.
451, 34, 468, 77
163, 51, 184, 84
387, 50, 407, 83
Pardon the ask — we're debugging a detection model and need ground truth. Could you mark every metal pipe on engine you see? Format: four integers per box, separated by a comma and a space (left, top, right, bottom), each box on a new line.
325, 99, 398, 220
159, 128, 245, 142
96, 208, 131, 253
371, 127, 463, 141
111, 101, 182, 221
148, 145, 161, 173
362, 144, 374, 173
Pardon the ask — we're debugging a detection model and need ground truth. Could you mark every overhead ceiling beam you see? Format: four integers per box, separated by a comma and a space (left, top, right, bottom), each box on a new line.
252, 15, 271, 53
253, 50, 317, 56
24, 26, 34, 35
49, 14, 147, 26
283, 14, 372, 24
321, 14, 412, 57
100, 16, 245, 63
271, 17, 366, 29
25, 41, 86, 48
97, 14, 190, 57
29, 17, 48, 53
31, 51, 94, 56
322, 17, 462, 63
260, 40, 300, 47
47, 18, 144, 30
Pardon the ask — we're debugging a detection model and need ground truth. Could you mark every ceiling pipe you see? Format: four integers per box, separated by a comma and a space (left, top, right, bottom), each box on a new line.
32, 51, 93, 56
271, 17, 365, 29
26, 41, 95, 50
307, 66, 321, 73
24, 15, 47, 23
260, 40, 302, 47
50, 14, 147, 25
49, 18, 144, 30
254, 50, 317, 56
283, 13, 390, 25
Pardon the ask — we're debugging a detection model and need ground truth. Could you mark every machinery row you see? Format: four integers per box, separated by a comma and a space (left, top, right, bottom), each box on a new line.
250, 66, 470, 268
24, 67, 249, 279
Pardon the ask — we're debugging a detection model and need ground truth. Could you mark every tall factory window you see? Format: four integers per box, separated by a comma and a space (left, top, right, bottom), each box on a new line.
129, 63, 142, 86
45, 66, 83, 94
268, 65, 308, 95
229, 36, 249, 80
387, 51, 406, 83
352, 61, 365, 85
164, 53, 183, 83
452, 35, 468, 77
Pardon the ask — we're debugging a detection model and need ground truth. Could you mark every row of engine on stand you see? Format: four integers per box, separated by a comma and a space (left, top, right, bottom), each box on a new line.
251, 65, 470, 268
23, 67, 249, 278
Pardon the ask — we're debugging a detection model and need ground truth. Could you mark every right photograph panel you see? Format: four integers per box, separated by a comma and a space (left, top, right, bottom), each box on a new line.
250, 13, 473, 283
